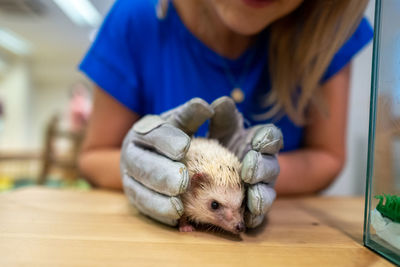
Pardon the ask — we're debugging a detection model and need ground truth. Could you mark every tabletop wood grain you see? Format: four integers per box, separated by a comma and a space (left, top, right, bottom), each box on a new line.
0, 187, 394, 267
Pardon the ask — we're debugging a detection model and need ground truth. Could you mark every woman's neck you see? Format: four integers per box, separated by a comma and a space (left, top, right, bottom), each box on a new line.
173, 0, 256, 60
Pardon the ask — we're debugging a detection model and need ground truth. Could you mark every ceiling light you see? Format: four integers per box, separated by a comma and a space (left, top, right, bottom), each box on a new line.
0, 28, 31, 56
52, 0, 101, 27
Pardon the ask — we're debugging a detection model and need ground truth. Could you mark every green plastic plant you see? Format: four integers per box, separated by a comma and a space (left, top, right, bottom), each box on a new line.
375, 194, 400, 223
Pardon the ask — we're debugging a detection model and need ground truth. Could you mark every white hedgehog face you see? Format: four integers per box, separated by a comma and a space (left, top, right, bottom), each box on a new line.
204, 185, 246, 234
183, 173, 246, 234
181, 138, 246, 234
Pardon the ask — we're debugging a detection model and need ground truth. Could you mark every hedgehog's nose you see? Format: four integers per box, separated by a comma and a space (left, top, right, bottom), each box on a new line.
236, 222, 245, 233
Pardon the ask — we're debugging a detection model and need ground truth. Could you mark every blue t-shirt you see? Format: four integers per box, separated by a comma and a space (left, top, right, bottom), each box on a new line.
79, 0, 373, 152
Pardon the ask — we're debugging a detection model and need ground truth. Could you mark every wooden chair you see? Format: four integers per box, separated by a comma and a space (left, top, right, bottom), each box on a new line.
38, 114, 85, 184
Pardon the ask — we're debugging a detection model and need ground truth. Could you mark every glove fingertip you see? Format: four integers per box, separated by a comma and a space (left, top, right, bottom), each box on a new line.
247, 184, 276, 215
244, 212, 265, 229
210, 96, 235, 109
209, 96, 244, 140
132, 115, 165, 135
240, 150, 258, 184
171, 98, 214, 135
251, 125, 284, 154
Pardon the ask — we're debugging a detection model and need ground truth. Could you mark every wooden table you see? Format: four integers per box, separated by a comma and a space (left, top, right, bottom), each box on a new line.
0, 187, 394, 266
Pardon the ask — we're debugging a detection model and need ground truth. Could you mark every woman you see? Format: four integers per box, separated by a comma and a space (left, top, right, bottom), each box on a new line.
78, 0, 373, 227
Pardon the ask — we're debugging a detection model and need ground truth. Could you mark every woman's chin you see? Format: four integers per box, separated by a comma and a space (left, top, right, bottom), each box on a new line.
241, 0, 277, 9
222, 16, 272, 36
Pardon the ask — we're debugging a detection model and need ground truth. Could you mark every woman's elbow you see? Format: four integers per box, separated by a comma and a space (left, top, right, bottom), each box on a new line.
78, 151, 105, 188
78, 151, 99, 186
78, 148, 123, 190
317, 152, 346, 192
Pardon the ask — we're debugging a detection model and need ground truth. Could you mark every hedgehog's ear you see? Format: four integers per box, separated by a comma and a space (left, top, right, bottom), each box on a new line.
190, 172, 209, 190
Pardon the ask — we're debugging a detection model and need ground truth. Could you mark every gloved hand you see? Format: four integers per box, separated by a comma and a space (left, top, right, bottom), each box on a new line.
120, 98, 213, 226
208, 96, 283, 228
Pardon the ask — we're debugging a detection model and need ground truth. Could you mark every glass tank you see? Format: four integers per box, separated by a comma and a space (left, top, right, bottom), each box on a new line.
364, 0, 400, 265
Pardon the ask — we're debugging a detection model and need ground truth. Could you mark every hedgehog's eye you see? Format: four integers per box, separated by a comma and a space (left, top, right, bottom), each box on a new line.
211, 201, 220, 210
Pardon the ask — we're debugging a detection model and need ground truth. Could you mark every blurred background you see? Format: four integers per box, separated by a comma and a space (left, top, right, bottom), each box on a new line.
0, 0, 375, 195
0, 0, 114, 190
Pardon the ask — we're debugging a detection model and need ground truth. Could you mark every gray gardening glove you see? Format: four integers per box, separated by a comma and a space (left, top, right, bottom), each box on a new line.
208, 96, 283, 228
121, 98, 213, 226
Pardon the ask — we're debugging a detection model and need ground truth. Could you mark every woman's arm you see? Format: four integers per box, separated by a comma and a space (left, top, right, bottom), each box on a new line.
80, 64, 350, 193
275, 64, 351, 195
78, 87, 139, 189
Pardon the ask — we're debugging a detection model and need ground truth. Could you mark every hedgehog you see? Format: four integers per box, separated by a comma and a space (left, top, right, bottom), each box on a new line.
179, 138, 245, 234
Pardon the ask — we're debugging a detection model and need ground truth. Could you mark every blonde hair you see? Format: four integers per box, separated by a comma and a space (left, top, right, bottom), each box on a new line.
258, 0, 370, 125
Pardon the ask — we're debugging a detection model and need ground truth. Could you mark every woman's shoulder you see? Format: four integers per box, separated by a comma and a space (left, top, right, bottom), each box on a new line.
111, 0, 158, 15
99, 0, 166, 59
108, 0, 159, 30
322, 17, 373, 83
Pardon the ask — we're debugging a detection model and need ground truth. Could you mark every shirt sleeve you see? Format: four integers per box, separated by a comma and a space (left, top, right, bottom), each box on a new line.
79, 0, 147, 115
321, 17, 374, 83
